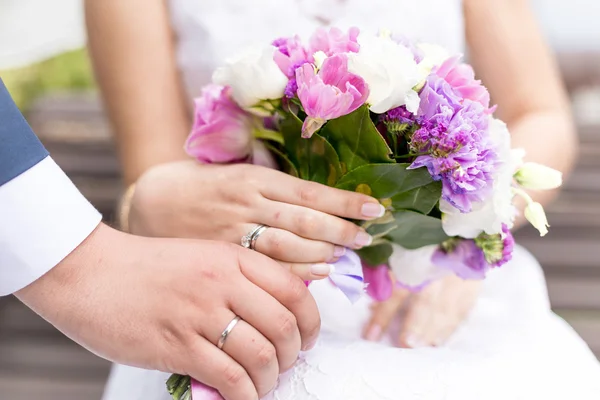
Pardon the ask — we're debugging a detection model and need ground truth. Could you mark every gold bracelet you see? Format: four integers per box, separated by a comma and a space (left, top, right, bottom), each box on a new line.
118, 183, 137, 233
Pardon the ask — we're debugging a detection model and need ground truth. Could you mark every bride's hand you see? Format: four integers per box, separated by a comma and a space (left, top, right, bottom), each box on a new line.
363, 275, 482, 347
129, 160, 384, 272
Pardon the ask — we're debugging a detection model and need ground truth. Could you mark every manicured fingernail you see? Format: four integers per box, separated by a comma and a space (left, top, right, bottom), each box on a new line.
334, 246, 346, 257
361, 202, 385, 218
365, 325, 382, 342
311, 263, 335, 276
354, 231, 373, 248
302, 338, 318, 351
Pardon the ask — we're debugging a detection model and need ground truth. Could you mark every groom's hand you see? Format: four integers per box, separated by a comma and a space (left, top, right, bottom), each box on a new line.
16, 223, 320, 400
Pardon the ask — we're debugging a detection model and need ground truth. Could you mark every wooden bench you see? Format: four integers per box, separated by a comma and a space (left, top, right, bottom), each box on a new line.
1, 55, 599, 398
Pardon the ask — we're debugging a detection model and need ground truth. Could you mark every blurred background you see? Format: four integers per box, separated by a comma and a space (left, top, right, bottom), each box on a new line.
1, 1, 600, 399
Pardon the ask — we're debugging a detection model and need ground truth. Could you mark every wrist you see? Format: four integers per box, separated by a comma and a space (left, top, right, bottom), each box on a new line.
15, 223, 112, 309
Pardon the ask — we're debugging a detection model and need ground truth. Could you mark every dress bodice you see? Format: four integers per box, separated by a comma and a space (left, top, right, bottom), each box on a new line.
168, 0, 465, 99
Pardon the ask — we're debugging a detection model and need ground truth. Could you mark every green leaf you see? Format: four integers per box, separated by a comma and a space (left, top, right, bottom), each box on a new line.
319, 105, 394, 173
335, 163, 437, 205
356, 242, 394, 266
390, 180, 442, 214
263, 142, 299, 177
280, 113, 342, 185
386, 211, 449, 249
253, 128, 284, 145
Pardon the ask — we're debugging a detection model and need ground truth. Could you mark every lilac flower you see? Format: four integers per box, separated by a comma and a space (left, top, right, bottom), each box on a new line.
475, 223, 514, 267
432, 240, 490, 280
296, 54, 369, 138
309, 27, 360, 56
496, 224, 515, 267
408, 73, 498, 212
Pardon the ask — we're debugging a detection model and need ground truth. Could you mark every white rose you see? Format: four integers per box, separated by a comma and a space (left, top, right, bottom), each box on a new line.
213, 44, 288, 108
347, 33, 421, 114
388, 244, 450, 289
441, 118, 519, 238
416, 43, 450, 79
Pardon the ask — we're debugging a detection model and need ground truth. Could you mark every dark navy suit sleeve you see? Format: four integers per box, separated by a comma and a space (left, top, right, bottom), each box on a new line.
0, 78, 49, 186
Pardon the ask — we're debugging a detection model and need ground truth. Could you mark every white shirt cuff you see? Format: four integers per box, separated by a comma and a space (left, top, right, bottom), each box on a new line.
0, 156, 102, 296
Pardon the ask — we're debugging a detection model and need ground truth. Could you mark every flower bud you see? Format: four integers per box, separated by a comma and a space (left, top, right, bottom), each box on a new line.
524, 202, 549, 237
514, 162, 562, 190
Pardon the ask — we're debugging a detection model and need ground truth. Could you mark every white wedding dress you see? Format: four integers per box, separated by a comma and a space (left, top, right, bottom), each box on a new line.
103, 1, 600, 399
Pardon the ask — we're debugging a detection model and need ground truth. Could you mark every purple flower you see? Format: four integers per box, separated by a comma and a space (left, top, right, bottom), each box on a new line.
273, 36, 310, 78
296, 54, 369, 138
432, 240, 490, 280
309, 27, 360, 56
408, 73, 498, 212
362, 264, 393, 301
498, 224, 514, 266
435, 56, 491, 109
382, 105, 416, 134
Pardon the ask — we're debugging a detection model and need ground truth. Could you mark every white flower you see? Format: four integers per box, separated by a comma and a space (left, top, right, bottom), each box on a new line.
388, 244, 450, 289
524, 202, 550, 236
347, 33, 421, 114
213, 44, 288, 109
416, 43, 450, 79
514, 162, 563, 190
313, 50, 327, 70
441, 119, 518, 238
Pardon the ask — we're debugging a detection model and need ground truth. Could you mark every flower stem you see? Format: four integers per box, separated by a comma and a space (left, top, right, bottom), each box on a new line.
167, 374, 191, 400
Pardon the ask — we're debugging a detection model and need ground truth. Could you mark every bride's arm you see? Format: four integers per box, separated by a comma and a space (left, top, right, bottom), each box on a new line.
85, 0, 190, 185
465, 0, 577, 213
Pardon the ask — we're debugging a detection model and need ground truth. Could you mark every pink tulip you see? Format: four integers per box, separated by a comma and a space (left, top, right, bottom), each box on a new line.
191, 379, 224, 400
185, 85, 257, 164
296, 54, 369, 138
434, 56, 491, 109
309, 27, 360, 56
362, 264, 393, 302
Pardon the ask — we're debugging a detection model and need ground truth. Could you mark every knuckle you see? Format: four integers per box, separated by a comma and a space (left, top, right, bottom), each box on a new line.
276, 312, 298, 340
297, 183, 319, 204
296, 213, 318, 236
255, 342, 277, 369
338, 223, 359, 245
266, 230, 284, 256
221, 363, 247, 388
284, 276, 308, 303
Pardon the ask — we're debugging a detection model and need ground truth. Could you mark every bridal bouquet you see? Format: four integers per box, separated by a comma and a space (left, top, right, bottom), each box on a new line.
167, 27, 562, 400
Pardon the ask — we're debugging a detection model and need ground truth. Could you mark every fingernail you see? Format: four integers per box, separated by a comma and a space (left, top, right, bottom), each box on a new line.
334, 246, 346, 257
302, 338, 318, 351
365, 325, 382, 342
354, 231, 373, 248
311, 263, 335, 276
361, 202, 385, 218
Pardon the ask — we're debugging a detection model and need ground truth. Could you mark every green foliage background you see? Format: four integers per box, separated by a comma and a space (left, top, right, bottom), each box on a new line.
1, 48, 95, 111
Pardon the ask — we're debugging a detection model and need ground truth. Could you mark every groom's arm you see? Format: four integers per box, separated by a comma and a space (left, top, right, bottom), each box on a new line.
0, 78, 102, 296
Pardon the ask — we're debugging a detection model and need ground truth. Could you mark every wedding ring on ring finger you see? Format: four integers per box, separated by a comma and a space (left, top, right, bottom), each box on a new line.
241, 224, 269, 250
217, 315, 242, 350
